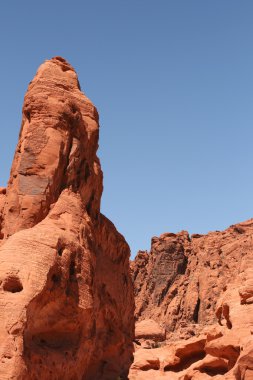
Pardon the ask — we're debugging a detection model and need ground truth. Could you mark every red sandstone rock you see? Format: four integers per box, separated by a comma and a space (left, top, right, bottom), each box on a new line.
130, 221, 253, 379
0, 57, 134, 380
135, 319, 166, 342
181, 354, 229, 378
131, 349, 160, 371
233, 341, 253, 380
0, 188, 5, 240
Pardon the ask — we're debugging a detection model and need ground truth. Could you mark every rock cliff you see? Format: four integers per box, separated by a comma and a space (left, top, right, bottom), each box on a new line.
0, 57, 134, 380
130, 221, 253, 379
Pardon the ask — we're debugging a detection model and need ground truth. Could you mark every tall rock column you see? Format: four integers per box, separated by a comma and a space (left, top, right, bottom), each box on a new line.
0, 57, 134, 380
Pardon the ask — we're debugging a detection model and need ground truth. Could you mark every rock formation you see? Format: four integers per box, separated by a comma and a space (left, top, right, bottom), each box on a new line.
1, 55, 252, 380
130, 220, 253, 379
0, 57, 134, 380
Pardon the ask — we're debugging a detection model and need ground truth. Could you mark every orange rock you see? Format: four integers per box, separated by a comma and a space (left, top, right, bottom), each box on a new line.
233, 341, 253, 380
131, 349, 160, 371
135, 318, 166, 342
178, 354, 228, 379
205, 334, 240, 369
131, 220, 253, 379
0, 57, 134, 380
2, 57, 103, 238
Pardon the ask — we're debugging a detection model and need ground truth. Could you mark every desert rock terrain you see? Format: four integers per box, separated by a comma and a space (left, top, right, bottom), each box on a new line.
0, 56, 252, 380
130, 221, 253, 379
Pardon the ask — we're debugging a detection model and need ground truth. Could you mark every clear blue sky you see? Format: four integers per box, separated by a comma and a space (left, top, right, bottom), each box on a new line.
1, 1, 253, 257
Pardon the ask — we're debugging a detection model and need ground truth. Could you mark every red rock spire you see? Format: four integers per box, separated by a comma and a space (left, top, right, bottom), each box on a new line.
0, 57, 134, 380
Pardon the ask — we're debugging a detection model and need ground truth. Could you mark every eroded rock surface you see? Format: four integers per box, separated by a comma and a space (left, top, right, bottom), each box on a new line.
130, 221, 253, 379
0, 57, 134, 380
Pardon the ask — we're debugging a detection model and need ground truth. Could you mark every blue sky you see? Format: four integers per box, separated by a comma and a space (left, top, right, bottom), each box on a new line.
1, 1, 253, 256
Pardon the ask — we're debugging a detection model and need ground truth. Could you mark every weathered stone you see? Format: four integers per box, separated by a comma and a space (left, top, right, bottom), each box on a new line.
135, 319, 166, 342
0, 57, 134, 380
130, 220, 253, 379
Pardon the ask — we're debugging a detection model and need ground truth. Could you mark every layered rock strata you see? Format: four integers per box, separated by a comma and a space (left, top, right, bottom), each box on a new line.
130, 220, 253, 379
0, 57, 134, 380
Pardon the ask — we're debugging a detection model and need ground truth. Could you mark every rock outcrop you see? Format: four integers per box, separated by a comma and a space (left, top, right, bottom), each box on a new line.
0, 57, 134, 380
130, 220, 253, 379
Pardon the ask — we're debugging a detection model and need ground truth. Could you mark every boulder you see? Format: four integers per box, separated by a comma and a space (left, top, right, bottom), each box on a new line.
135, 319, 166, 342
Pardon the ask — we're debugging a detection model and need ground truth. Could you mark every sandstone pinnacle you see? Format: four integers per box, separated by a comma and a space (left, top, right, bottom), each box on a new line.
0, 57, 134, 380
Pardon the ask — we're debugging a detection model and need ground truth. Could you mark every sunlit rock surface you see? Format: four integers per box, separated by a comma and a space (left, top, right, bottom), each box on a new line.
0, 57, 134, 380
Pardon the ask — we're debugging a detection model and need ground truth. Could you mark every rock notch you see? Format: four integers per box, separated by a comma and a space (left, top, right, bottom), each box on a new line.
0, 57, 134, 380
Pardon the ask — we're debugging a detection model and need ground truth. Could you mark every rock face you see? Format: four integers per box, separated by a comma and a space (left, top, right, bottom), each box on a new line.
0, 57, 134, 380
130, 221, 253, 379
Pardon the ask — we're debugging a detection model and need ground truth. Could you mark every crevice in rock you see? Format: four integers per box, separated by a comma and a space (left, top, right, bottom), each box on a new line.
69, 260, 75, 278
222, 304, 232, 329
57, 247, 64, 256
178, 255, 188, 275
56, 239, 65, 257
193, 297, 200, 323
158, 279, 173, 306
84, 162, 91, 182
86, 191, 95, 216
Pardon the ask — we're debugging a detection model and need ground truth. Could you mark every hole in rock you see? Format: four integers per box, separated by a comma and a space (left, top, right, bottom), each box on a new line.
51, 274, 61, 284
200, 366, 228, 377
3, 276, 23, 293
57, 247, 64, 256
141, 362, 160, 371
164, 352, 206, 372
24, 110, 31, 122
